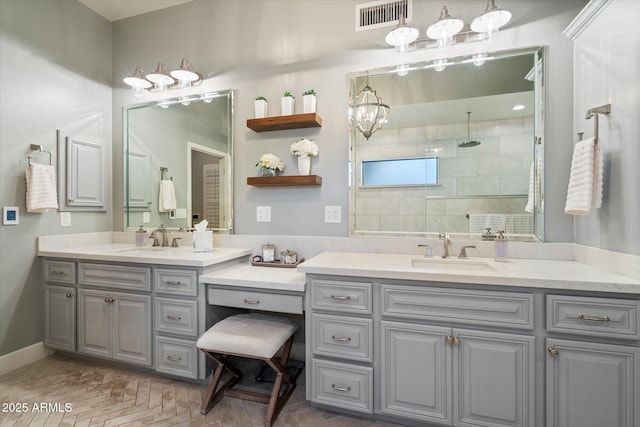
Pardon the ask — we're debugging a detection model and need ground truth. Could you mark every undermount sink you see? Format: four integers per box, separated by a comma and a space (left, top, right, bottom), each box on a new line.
411, 258, 496, 272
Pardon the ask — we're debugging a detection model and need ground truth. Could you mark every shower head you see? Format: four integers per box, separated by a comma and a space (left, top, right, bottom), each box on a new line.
458, 111, 481, 148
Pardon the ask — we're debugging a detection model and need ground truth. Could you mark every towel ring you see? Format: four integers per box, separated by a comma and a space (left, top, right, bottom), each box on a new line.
582, 104, 611, 144
28, 144, 53, 165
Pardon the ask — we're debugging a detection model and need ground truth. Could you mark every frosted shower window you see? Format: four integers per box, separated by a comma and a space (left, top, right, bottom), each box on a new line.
361, 157, 439, 186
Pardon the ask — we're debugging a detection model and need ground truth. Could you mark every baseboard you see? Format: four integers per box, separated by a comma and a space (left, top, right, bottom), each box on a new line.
0, 342, 55, 376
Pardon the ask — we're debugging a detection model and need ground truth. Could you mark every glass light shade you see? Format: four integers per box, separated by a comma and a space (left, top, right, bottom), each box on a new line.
385, 16, 419, 50
123, 66, 152, 95
472, 52, 488, 66
351, 84, 390, 140
471, 0, 511, 33
433, 59, 448, 72
170, 58, 202, 87
146, 62, 175, 91
426, 6, 463, 41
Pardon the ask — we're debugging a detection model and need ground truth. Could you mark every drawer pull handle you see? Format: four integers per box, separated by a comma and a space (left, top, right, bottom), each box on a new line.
66, 293, 73, 298
331, 335, 352, 342
331, 384, 351, 392
166, 355, 182, 362
330, 294, 352, 301
578, 314, 610, 322
51, 270, 66, 276
548, 347, 559, 357
166, 315, 183, 321
243, 299, 260, 305
165, 280, 183, 286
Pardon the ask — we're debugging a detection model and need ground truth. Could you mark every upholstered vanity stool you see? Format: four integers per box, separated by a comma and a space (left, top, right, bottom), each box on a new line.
196, 313, 297, 426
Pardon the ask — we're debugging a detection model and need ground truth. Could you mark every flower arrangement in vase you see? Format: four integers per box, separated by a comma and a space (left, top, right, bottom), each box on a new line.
302, 89, 317, 113
256, 153, 284, 176
290, 138, 318, 175
281, 91, 295, 116
254, 96, 268, 118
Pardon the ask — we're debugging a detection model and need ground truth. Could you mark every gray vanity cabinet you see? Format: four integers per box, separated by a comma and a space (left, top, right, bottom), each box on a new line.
546, 338, 639, 427
44, 285, 76, 352
381, 322, 535, 427
77, 288, 152, 366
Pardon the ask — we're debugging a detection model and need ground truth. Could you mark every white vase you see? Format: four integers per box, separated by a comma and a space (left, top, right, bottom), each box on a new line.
254, 100, 268, 118
281, 97, 295, 116
297, 155, 311, 175
302, 94, 317, 113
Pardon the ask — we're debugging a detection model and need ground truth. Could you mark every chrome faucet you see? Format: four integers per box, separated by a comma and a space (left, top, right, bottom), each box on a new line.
458, 245, 476, 259
150, 225, 169, 247
438, 232, 451, 258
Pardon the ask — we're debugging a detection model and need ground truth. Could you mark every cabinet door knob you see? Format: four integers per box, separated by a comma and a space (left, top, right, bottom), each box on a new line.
331, 384, 351, 392
548, 347, 559, 357
452, 336, 461, 346
66, 293, 73, 298
445, 335, 454, 345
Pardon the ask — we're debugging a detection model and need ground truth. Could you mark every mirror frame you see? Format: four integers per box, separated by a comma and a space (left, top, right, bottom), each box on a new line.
348, 47, 544, 241
123, 89, 235, 233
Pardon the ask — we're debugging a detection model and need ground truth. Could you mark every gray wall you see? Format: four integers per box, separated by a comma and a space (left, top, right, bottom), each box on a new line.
0, 0, 112, 355
571, 1, 640, 255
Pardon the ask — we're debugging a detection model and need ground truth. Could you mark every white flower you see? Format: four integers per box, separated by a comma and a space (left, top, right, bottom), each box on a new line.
256, 153, 285, 171
290, 138, 319, 157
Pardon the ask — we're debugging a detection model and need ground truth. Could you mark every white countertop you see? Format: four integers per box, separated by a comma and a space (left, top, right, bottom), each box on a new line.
200, 263, 306, 292
37, 243, 252, 268
297, 252, 640, 294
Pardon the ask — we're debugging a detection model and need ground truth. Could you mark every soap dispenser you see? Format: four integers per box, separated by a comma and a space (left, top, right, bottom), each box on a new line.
494, 230, 508, 262
136, 225, 147, 246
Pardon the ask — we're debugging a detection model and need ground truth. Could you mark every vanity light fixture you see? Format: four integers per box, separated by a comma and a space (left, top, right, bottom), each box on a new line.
384, 1, 512, 53
512, 104, 526, 111
123, 58, 202, 97
350, 81, 390, 140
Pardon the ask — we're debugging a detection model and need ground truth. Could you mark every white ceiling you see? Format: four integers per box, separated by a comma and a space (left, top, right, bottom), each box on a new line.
78, 0, 193, 22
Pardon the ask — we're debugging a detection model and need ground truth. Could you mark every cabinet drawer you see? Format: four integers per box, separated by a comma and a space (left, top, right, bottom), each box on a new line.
547, 295, 640, 339
155, 268, 198, 296
311, 359, 373, 413
155, 336, 198, 380
155, 297, 198, 338
382, 284, 534, 330
44, 260, 76, 284
207, 288, 303, 314
311, 280, 372, 314
78, 263, 150, 291
312, 314, 373, 362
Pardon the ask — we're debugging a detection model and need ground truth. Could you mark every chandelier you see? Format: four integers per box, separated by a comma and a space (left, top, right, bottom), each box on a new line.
123, 58, 202, 97
385, 0, 512, 57
350, 81, 390, 140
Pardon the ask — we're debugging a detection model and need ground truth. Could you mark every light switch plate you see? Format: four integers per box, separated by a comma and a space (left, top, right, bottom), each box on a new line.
3, 206, 19, 225
142, 212, 150, 223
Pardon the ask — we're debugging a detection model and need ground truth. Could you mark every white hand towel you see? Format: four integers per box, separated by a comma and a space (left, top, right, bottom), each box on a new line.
159, 179, 176, 212
25, 163, 58, 212
592, 142, 603, 208
565, 138, 596, 215
525, 161, 535, 213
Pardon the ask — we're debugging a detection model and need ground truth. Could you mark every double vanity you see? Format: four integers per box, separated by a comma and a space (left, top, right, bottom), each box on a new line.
38, 233, 640, 427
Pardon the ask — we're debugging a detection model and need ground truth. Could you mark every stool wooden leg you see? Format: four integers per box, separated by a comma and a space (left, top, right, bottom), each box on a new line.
200, 352, 242, 415
263, 335, 296, 427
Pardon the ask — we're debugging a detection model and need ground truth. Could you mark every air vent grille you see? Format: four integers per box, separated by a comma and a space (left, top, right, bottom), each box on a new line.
356, 0, 412, 31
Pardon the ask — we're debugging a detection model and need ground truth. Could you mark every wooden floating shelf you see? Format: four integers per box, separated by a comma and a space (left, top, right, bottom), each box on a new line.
247, 175, 322, 187
247, 113, 322, 132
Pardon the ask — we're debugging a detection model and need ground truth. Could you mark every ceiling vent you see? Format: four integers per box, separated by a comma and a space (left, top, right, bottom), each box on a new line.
356, 0, 412, 32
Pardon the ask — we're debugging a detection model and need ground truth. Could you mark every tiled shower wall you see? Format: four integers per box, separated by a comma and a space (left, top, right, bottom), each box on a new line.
355, 117, 534, 234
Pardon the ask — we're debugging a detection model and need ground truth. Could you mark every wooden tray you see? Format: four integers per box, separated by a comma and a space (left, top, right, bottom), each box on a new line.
251, 256, 305, 268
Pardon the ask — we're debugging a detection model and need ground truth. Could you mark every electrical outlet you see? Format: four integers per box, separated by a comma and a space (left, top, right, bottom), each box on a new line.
60, 212, 71, 227
325, 206, 341, 223
257, 206, 271, 222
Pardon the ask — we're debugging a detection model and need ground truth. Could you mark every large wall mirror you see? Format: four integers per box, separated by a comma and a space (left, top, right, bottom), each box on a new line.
349, 47, 544, 241
124, 90, 234, 232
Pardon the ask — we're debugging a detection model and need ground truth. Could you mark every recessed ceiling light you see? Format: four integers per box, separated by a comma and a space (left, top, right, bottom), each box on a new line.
512, 104, 525, 111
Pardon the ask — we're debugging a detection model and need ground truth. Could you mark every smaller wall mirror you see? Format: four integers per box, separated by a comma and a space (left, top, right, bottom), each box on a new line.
124, 90, 234, 232
349, 47, 544, 241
